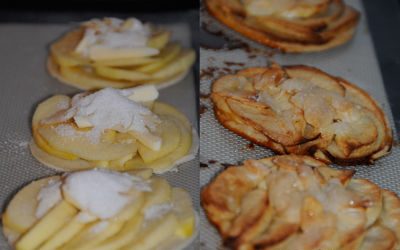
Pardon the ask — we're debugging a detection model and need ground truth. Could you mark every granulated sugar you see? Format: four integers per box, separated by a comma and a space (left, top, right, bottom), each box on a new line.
63, 169, 150, 219
47, 88, 161, 144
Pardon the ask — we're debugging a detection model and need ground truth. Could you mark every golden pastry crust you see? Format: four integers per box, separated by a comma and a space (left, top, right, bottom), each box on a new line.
205, 0, 360, 52
202, 155, 400, 250
211, 65, 392, 165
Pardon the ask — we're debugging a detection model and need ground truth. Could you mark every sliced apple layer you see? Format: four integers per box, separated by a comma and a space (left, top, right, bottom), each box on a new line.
2, 170, 197, 250
31, 91, 196, 173
48, 18, 195, 90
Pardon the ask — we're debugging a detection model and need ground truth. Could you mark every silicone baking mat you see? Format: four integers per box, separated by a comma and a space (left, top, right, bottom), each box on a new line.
200, 0, 399, 249
0, 23, 199, 249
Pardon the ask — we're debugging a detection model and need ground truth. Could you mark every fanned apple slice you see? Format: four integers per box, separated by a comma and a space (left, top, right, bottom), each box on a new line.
92, 56, 157, 67
92, 215, 143, 250
38, 213, 96, 250
94, 65, 152, 82
57, 64, 130, 89
89, 46, 159, 61
137, 118, 181, 164
347, 179, 382, 227
60, 221, 123, 250
171, 188, 196, 238
38, 125, 138, 161
143, 177, 172, 209
358, 225, 397, 250
151, 50, 195, 80
15, 200, 78, 250
138, 120, 192, 173
67, 194, 144, 249
50, 28, 90, 67
147, 31, 171, 50
32, 95, 71, 127
124, 213, 179, 250
135, 43, 181, 74
2, 176, 60, 234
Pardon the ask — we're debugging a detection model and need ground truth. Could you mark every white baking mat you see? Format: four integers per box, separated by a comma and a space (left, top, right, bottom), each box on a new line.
0, 22, 199, 249
200, 0, 399, 249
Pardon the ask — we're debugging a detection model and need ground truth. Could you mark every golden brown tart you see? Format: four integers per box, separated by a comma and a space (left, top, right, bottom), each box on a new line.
211, 64, 392, 164
205, 0, 360, 52
202, 155, 400, 250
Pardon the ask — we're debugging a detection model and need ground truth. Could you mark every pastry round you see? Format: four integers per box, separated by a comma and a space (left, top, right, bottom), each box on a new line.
48, 18, 195, 90
205, 0, 360, 52
2, 169, 198, 249
30, 87, 198, 173
211, 64, 392, 164
202, 155, 400, 250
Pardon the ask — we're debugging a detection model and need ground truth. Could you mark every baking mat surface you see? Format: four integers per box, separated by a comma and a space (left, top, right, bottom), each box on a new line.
200, 0, 399, 249
0, 22, 199, 249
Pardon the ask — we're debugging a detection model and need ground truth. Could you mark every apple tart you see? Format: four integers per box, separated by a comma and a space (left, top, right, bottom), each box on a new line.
202, 155, 400, 250
30, 85, 198, 173
48, 17, 195, 90
2, 168, 198, 250
205, 0, 360, 52
211, 65, 392, 164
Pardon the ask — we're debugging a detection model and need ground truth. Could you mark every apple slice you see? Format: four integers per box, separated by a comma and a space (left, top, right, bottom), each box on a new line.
143, 177, 172, 209
151, 50, 195, 80
59, 65, 130, 89
152, 102, 192, 131
2, 176, 60, 234
113, 193, 144, 222
138, 120, 193, 173
38, 213, 96, 250
171, 188, 196, 238
50, 28, 91, 67
61, 220, 124, 250
125, 213, 179, 250
33, 129, 79, 160
138, 118, 181, 164
89, 46, 159, 61
32, 95, 71, 127
135, 43, 181, 74
92, 56, 157, 67
37, 125, 138, 161
94, 65, 152, 82
92, 215, 143, 250
147, 31, 171, 50
15, 200, 78, 250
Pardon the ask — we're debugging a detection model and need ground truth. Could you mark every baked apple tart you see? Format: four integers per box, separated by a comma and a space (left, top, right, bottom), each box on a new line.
211, 65, 391, 164
205, 0, 360, 52
202, 155, 400, 250
3, 168, 198, 250
30, 85, 198, 173
48, 17, 195, 89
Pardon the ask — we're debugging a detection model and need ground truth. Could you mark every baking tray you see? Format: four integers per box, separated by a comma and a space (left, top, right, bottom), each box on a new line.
0, 22, 199, 249
199, 0, 400, 249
